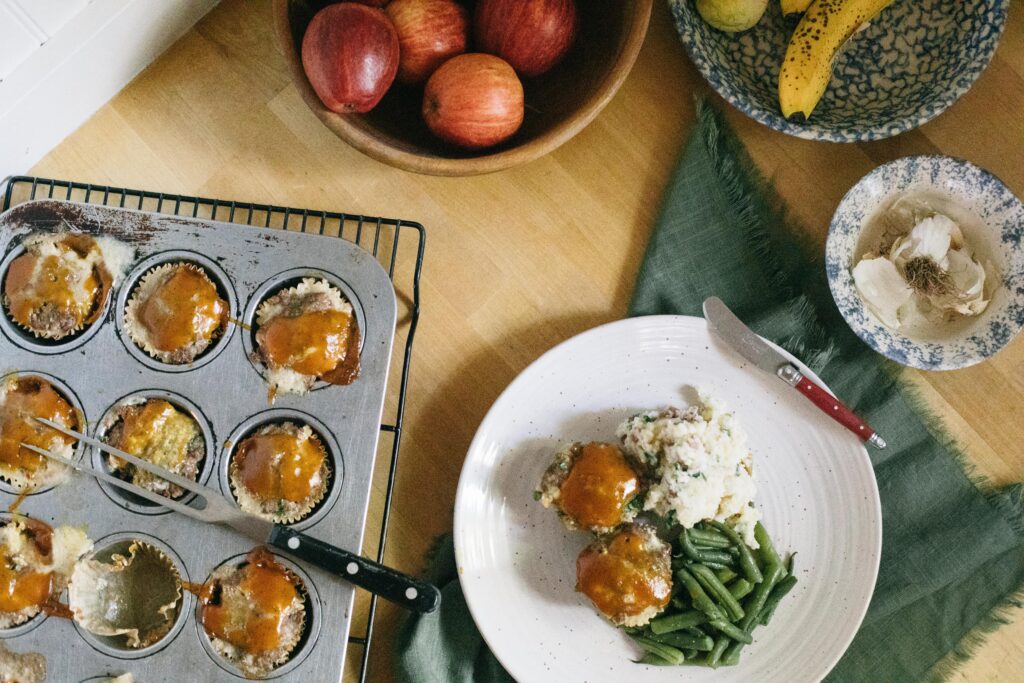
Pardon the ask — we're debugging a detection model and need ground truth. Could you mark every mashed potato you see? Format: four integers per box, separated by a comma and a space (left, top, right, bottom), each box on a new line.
617, 393, 760, 547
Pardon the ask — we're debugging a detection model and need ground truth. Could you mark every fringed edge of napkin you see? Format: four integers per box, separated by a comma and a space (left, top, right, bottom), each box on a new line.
693, 97, 1024, 682
690, 98, 838, 370
894, 383, 1024, 680
916, 396, 1024, 681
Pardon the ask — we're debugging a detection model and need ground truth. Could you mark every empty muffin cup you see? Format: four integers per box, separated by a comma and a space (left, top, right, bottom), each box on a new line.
69, 533, 190, 659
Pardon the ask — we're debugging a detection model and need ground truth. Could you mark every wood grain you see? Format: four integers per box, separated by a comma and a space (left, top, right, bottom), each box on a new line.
27, 0, 1024, 680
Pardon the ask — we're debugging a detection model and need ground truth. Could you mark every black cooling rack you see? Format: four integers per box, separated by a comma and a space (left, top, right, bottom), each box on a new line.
0, 175, 425, 683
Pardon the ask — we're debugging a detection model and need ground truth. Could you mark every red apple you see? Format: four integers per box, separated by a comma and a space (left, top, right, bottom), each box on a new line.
386, 0, 469, 84
475, 0, 577, 78
301, 3, 399, 114
422, 54, 524, 149
348, 0, 388, 6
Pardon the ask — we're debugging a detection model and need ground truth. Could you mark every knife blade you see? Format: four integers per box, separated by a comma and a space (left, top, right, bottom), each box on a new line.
703, 296, 886, 449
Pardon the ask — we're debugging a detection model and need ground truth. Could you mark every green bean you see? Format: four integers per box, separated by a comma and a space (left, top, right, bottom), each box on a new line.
721, 640, 744, 666
711, 563, 785, 669
676, 568, 726, 621
728, 578, 754, 601
649, 631, 714, 651
688, 526, 731, 549
758, 574, 798, 625
738, 563, 784, 631
707, 636, 731, 668
690, 563, 745, 621
682, 649, 698, 660
630, 635, 685, 665
679, 530, 734, 565
714, 567, 738, 584
680, 627, 707, 638
709, 619, 753, 644
635, 652, 675, 666
696, 624, 717, 637
706, 519, 741, 543
696, 560, 731, 571
754, 522, 783, 570
679, 657, 714, 667
650, 610, 705, 634
708, 520, 762, 584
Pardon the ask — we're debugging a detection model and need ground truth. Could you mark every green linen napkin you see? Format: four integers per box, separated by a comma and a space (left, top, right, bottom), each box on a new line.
395, 100, 1024, 682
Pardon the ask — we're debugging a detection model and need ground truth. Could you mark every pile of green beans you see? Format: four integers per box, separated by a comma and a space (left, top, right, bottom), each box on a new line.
625, 521, 796, 668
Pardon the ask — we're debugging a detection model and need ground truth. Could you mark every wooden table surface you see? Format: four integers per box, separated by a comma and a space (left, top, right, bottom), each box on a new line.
28, 1, 1024, 680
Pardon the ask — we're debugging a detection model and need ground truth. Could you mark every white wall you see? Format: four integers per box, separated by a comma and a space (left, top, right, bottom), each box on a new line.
0, 0, 219, 177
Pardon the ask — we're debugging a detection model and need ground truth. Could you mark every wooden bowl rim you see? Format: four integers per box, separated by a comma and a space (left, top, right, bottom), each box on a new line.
272, 0, 654, 177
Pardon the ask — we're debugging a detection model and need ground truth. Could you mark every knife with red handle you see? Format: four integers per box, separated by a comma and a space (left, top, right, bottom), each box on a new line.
703, 297, 886, 449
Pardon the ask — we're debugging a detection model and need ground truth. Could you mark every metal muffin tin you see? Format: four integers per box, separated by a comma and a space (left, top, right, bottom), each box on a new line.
0, 199, 397, 682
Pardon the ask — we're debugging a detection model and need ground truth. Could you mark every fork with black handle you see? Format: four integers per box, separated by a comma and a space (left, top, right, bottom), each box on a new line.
22, 417, 441, 614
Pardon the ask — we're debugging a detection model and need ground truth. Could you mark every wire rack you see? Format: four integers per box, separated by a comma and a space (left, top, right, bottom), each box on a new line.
0, 175, 425, 683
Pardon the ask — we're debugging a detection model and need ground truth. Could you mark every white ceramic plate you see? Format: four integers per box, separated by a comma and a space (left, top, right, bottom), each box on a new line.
454, 315, 881, 683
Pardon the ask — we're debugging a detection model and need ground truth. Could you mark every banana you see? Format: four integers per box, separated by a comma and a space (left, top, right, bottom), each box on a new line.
780, 0, 812, 15
778, 0, 896, 122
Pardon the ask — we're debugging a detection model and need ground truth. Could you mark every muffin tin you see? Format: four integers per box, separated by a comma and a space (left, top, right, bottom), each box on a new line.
0, 199, 397, 682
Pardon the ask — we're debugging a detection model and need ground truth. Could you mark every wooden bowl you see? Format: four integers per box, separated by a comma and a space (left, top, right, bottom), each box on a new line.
272, 0, 653, 176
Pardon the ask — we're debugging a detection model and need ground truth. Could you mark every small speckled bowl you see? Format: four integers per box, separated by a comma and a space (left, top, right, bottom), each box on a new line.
826, 155, 1024, 370
671, 0, 1009, 141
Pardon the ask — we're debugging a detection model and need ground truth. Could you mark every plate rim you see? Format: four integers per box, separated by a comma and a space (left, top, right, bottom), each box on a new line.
454, 314, 882, 682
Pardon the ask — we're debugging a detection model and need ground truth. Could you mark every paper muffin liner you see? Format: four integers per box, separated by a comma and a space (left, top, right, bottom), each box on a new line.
228, 422, 331, 524
2, 232, 129, 340
0, 437, 74, 491
254, 278, 351, 326
0, 518, 92, 628
0, 642, 46, 683
0, 606, 37, 629
204, 554, 307, 678
69, 541, 182, 649
0, 375, 80, 491
101, 397, 204, 500
253, 278, 354, 398
123, 262, 226, 364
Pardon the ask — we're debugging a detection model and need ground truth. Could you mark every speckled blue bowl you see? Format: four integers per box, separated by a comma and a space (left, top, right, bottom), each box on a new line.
826, 156, 1024, 370
671, 0, 1009, 142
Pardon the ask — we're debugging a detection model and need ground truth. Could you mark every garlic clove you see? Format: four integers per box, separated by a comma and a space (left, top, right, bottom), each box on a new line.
852, 257, 914, 329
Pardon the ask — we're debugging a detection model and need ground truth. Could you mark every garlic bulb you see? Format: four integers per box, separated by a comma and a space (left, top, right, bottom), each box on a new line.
853, 213, 989, 329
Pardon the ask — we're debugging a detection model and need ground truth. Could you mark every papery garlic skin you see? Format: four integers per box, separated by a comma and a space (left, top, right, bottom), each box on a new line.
852, 257, 913, 329
938, 248, 989, 317
854, 212, 989, 330
890, 214, 962, 270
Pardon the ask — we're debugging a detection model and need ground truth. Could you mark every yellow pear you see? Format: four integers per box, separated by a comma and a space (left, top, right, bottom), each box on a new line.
696, 0, 769, 33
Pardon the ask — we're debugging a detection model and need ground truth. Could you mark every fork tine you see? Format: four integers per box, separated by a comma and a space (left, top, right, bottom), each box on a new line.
34, 416, 208, 496
19, 442, 208, 521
